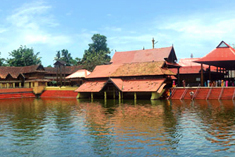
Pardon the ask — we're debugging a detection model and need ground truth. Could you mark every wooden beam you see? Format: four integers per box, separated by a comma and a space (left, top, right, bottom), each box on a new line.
209, 65, 211, 81
177, 67, 180, 86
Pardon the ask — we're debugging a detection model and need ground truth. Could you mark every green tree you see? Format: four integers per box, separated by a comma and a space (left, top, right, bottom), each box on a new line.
81, 34, 111, 71
54, 49, 76, 66
0, 52, 6, 66
7, 45, 41, 66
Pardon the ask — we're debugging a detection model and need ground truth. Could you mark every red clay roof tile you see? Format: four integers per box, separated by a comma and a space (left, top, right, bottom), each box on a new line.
0, 64, 44, 79
86, 64, 121, 78
75, 80, 107, 92
76, 78, 165, 93
111, 47, 174, 64
196, 41, 235, 62
121, 79, 165, 92
87, 61, 175, 79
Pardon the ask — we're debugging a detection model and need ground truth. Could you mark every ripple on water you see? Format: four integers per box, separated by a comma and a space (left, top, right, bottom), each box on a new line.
0, 99, 235, 156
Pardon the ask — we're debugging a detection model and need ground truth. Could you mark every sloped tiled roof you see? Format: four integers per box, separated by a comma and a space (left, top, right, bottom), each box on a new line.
0, 64, 44, 79
178, 58, 202, 66
111, 61, 175, 77
75, 78, 166, 93
87, 61, 175, 79
54, 60, 66, 65
111, 47, 174, 64
86, 64, 122, 78
110, 78, 123, 90
75, 80, 107, 92
120, 79, 165, 92
196, 41, 235, 62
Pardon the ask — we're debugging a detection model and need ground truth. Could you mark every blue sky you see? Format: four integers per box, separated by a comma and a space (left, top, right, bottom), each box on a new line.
1, 0, 235, 66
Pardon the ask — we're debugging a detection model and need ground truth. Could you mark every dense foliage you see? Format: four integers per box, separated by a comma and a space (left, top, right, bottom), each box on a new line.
0, 34, 110, 70
7, 45, 41, 66
81, 34, 111, 71
0, 52, 6, 66
54, 49, 78, 66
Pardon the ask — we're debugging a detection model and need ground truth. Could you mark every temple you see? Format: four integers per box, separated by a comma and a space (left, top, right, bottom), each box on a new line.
171, 41, 235, 100
75, 45, 180, 100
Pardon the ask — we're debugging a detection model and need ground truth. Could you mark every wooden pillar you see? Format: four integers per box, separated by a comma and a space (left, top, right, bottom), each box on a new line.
56, 65, 59, 86
13, 83, 15, 88
6, 83, 9, 89
104, 91, 107, 100
119, 91, 121, 101
60, 65, 62, 87
19, 82, 21, 88
223, 68, 225, 79
91, 92, 93, 100
201, 63, 204, 86
209, 65, 211, 81
134, 92, 137, 106
177, 67, 180, 86
64, 65, 66, 86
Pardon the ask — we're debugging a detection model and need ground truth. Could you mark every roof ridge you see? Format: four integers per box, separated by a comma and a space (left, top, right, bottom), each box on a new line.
115, 46, 173, 53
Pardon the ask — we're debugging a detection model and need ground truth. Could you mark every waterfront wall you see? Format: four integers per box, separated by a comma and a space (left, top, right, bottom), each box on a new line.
0, 88, 35, 99
171, 87, 235, 100
40, 86, 78, 98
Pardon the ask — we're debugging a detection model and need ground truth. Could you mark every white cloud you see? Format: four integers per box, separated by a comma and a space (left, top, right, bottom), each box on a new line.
7, 1, 56, 29
149, 11, 235, 59
0, 28, 7, 34
0, 1, 74, 66
5, 0, 66, 45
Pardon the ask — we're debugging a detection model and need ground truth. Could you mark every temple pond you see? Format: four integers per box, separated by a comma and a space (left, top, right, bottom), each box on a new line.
0, 98, 235, 156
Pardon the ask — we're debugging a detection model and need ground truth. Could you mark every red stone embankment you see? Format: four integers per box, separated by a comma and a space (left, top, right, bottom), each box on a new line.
40, 87, 78, 98
171, 87, 235, 100
0, 88, 35, 99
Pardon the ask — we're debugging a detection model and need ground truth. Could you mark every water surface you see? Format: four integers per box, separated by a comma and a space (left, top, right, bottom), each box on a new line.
0, 98, 234, 156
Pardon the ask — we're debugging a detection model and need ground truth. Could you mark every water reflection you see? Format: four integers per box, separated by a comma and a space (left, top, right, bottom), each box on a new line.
0, 98, 234, 156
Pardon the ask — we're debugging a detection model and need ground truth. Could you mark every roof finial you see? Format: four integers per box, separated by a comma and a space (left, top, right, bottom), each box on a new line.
152, 38, 155, 49
152, 38, 158, 49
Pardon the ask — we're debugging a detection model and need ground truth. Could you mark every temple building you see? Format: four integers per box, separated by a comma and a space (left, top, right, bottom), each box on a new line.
195, 41, 235, 86
0, 64, 48, 88
171, 41, 235, 100
171, 58, 219, 86
0, 63, 83, 89
44, 62, 82, 86
75, 45, 180, 100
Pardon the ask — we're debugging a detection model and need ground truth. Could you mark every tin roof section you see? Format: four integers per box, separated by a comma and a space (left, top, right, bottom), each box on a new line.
66, 69, 91, 79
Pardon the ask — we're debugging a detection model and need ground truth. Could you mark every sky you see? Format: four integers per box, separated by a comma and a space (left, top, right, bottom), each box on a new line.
1, 0, 235, 66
